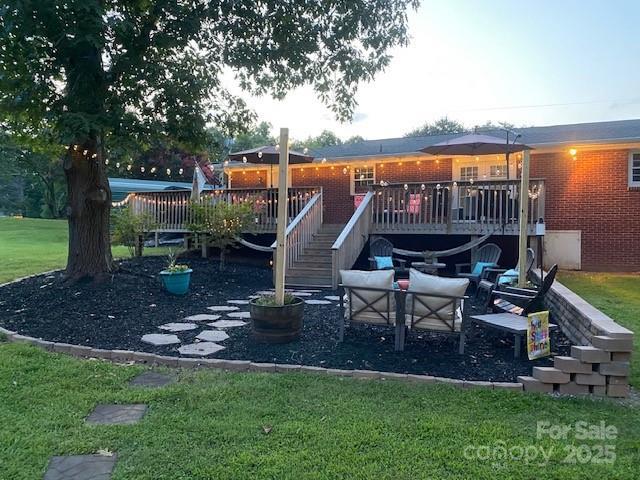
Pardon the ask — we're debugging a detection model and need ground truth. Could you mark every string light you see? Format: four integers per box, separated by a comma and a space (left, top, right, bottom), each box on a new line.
257, 151, 263, 159
127, 164, 132, 171
150, 167, 156, 173
242, 156, 247, 163
321, 158, 327, 163
104, 159, 109, 165
166, 168, 171, 175
82, 149, 88, 155
140, 166, 145, 172
179, 168, 183, 175
91, 153, 97, 158
116, 162, 120, 168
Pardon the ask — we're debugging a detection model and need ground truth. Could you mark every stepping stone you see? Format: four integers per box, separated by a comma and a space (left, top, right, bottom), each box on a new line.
207, 319, 247, 328
255, 290, 275, 295
226, 311, 251, 319
298, 289, 322, 293
305, 299, 332, 305
178, 342, 225, 356
158, 322, 197, 332
45, 454, 117, 480
196, 330, 230, 342
184, 314, 220, 322
324, 295, 340, 301
290, 292, 312, 296
247, 295, 261, 299
86, 404, 147, 425
141, 333, 180, 346
129, 371, 175, 388
227, 299, 250, 305
207, 305, 239, 312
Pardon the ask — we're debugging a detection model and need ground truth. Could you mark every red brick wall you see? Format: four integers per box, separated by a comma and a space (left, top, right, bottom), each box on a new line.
531, 149, 640, 271
289, 159, 453, 223
229, 169, 267, 188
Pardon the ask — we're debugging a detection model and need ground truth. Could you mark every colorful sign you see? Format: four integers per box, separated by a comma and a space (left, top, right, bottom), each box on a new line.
527, 310, 551, 360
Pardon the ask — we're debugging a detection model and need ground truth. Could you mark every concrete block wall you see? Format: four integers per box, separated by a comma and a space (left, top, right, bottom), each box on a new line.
519, 272, 634, 398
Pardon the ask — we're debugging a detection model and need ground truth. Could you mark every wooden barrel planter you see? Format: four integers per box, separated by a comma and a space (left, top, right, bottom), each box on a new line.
249, 297, 304, 343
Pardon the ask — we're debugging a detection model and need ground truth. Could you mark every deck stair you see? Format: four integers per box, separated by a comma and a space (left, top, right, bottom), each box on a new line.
285, 224, 344, 287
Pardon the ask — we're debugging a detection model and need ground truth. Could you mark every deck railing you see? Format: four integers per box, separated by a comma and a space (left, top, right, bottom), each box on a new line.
128, 187, 319, 232
331, 190, 374, 288
271, 189, 323, 271
370, 179, 545, 235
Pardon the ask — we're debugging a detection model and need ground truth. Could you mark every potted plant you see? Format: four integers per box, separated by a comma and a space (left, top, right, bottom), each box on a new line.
160, 250, 192, 295
249, 293, 304, 343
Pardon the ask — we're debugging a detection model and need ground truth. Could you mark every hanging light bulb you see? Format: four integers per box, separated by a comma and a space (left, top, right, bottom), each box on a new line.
166, 168, 171, 175
436, 183, 442, 190
420, 184, 426, 191
104, 158, 109, 165
257, 151, 263, 159
321, 157, 327, 163
242, 156, 247, 163
342, 167, 348, 175
179, 168, 183, 175
150, 167, 156, 173
91, 153, 97, 159
116, 162, 120, 168
127, 164, 132, 171
404, 184, 409, 191
140, 166, 145, 172
73, 145, 78, 151
303, 147, 309, 154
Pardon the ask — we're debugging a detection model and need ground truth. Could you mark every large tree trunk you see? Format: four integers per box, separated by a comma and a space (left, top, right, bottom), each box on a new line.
63, 139, 114, 281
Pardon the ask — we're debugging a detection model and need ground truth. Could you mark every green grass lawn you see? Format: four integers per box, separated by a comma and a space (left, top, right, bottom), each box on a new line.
559, 272, 640, 386
1, 218, 639, 478
1, 342, 639, 479
0, 217, 167, 284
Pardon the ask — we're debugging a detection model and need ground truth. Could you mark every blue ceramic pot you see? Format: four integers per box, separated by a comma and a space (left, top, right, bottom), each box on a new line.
160, 269, 193, 295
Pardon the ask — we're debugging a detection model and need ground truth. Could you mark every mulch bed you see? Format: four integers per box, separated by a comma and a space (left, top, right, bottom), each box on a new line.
0, 257, 571, 382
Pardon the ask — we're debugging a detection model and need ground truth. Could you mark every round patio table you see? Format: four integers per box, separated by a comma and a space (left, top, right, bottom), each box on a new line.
410, 261, 447, 275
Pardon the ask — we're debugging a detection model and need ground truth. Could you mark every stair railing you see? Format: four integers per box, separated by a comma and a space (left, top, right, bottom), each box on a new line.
271, 188, 323, 272
331, 190, 374, 288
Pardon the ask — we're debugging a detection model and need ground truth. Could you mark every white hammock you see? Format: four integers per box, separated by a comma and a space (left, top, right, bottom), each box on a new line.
392, 232, 494, 260
237, 237, 274, 252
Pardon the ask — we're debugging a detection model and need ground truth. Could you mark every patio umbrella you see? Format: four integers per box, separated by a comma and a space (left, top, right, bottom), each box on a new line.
228, 145, 314, 188
420, 133, 534, 288
420, 133, 532, 156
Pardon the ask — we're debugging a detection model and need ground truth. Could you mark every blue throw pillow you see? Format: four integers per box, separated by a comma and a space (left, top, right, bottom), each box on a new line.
471, 261, 497, 276
498, 268, 519, 285
375, 256, 394, 269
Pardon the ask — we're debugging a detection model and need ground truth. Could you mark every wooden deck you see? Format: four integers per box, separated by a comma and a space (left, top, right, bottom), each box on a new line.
124, 180, 545, 287
369, 179, 545, 236
126, 187, 319, 233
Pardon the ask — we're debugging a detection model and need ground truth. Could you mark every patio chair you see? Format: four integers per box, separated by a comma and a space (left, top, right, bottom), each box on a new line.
488, 264, 558, 316
368, 237, 407, 273
482, 247, 535, 287
402, 269, 470, 353
455, 243, 502, 288
339, 269, 401, 350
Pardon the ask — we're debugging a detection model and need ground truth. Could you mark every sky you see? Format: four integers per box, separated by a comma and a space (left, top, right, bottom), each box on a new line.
225, 0, 640, 141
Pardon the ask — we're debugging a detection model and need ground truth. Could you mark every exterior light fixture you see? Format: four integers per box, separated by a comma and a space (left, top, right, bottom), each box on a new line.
569, 148, 577, 156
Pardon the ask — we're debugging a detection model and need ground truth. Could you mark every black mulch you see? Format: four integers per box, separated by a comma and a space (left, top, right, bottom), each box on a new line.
0, 257, 571, 382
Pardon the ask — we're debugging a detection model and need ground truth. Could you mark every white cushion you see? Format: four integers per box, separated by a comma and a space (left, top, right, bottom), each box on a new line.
341, 270, 395, 325
405, 269, 468, 331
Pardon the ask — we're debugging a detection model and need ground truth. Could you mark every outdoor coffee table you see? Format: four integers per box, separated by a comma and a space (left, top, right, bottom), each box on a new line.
469, 312, 557, 358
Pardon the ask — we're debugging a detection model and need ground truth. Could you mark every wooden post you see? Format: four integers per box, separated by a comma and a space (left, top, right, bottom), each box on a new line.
274, 128, 289, 305
517, 150, 530, 287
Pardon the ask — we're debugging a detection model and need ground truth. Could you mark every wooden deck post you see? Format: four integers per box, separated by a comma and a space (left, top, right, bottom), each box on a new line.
274, 128, 289, 305
517, 150, 531, 287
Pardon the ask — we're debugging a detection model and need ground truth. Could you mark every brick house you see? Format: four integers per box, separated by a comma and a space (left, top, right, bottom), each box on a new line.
226, 119, 640, 273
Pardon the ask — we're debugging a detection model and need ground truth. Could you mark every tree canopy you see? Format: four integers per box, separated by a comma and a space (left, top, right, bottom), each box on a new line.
404, 117, 465, 137
0, 0, 417, 278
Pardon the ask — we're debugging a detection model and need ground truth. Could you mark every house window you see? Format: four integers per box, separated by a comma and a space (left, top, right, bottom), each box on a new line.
490, 164, 507, 178
629, 152, 640, 187
352, 165, 375, 193
460, 166, 478, 181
